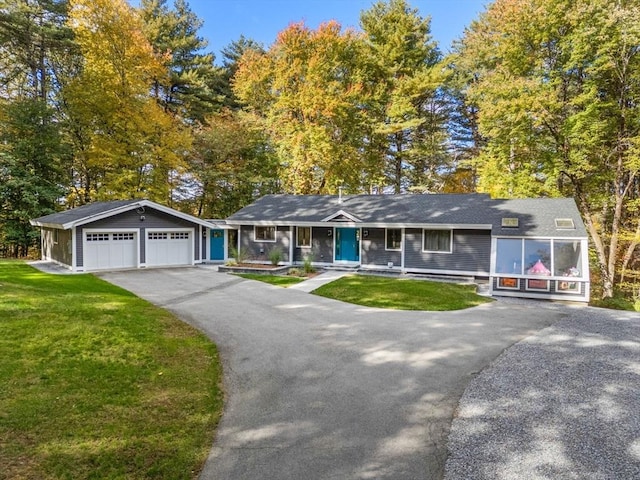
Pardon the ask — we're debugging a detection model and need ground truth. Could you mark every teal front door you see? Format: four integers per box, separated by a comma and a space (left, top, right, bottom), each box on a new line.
335, 228, 360, 262
210, 229, 225, 260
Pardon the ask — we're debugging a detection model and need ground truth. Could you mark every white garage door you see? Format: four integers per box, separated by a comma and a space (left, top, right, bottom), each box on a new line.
146, 230, 192, 267
84, 232, 137, 270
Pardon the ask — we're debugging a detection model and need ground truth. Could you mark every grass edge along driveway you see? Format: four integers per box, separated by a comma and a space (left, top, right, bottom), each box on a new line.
0, 261, 223, 479
313, 274, 493, 310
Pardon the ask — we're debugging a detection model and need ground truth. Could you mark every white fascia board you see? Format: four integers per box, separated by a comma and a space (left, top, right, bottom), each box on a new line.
492, 234, 589, 241
362, 223, 492, 230
205, 219, 235, 230
225, 220, 492, 230
30, 221, 66, 229
69, 200, 212, 229
320, 209, 362, 223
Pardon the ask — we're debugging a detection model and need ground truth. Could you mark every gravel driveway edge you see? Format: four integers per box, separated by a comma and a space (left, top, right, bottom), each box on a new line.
444, 306, 640, 480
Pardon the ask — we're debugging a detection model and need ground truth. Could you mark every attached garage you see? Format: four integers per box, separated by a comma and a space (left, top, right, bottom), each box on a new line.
84, 230, 138, 270
31, 200, 213, 272
145, 229, 193, 267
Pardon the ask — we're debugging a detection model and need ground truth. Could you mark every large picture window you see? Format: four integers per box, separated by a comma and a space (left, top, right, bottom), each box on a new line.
553, 241, 582, 277
496, 238, 522, 274
524, 239, 551, 275
386, 229, 402, 251
423, 229, 452, 253
495, 237, 584, 283
254, 226, 276, 242
296, 227, 312, 247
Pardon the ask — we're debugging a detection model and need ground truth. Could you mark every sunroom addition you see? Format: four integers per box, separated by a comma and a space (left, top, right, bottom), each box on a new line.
492, 237, 588, 300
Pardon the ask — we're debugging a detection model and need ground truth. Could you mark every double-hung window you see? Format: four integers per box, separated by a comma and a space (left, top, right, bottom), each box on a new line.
385, 229, 402, 251
423, 229, 452, 253
254, 226, 276, 242
296, 227, 312, 248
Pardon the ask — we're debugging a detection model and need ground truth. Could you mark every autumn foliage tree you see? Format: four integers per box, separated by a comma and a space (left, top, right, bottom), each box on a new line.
233, 21, 372, 194
454, 0, 640, 298
63, 0, 191, 204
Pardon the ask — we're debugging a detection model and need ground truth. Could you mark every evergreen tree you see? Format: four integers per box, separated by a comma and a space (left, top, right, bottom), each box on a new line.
139, 0, 221, 123
360, 0, 445, 193
0, 99, 65, 256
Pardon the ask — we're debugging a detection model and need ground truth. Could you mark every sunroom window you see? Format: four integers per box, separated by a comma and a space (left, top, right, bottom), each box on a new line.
554, 241, 582, 277
496, 238, 522, 274
524, 239, 551, 275
495, 238, 584, 279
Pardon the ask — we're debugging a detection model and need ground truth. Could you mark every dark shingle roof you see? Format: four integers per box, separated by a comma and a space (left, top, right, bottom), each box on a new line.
31, 200, 140, 227
226, 194, 587, 238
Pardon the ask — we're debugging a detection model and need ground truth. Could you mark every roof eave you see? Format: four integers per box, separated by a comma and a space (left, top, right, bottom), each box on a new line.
32, 200, 212, 230
225, 220, 493, 229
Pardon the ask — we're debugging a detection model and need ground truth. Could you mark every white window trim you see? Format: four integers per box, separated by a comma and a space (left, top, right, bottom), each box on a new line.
254, 225, 276, 243
385, 228, 402, 251
492, 236, 589, 281
496, 277, 520, 290
555, 218, 575, 229
296, 226, 312, 248
556, 280, 581, 294
526, 279, 551, 292
422, 229, 453, 254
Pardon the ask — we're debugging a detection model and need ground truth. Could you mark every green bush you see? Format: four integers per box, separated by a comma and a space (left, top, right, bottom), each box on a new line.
229, 246, 248, 264
303, 254, 315, 274
268, 247, 283, 266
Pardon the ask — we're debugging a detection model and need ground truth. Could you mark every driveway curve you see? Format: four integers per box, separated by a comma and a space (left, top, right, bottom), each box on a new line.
100, 267, 569, 479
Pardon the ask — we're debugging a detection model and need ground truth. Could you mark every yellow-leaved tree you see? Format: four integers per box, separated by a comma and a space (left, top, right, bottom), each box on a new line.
233, 21, 372, 194
64, 0, 191, 204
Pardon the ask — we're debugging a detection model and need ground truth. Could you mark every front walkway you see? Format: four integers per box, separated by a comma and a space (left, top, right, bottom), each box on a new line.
286, 269, 351, 293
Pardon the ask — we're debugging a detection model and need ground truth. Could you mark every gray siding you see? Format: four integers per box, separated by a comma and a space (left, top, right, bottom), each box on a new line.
239, 225, 291, 263
313, 227, 334, 263
76, 207, 201, 267
361, 228, 401, 267
42, 227, 72, 267
404, 229, 490, 273
292, 227, 334, 263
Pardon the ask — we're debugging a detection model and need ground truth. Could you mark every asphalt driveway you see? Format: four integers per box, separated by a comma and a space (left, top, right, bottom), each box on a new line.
100, 267, 569, 479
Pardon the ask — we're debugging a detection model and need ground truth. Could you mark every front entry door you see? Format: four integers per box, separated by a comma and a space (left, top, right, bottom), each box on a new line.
335, 228, 360, 262
210, 229, 225, 260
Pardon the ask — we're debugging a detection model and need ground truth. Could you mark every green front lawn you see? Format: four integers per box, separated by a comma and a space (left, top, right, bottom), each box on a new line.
313, 274, 492, 311
0, 261, 223, 479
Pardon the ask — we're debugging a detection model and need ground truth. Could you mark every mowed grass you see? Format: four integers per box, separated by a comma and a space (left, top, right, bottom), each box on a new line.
236, 273, 306, 287
313, 274, 492, 311
0, 261, 223, 479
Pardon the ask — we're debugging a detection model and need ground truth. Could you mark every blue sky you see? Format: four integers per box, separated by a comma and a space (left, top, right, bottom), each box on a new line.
181, 0, 488, 62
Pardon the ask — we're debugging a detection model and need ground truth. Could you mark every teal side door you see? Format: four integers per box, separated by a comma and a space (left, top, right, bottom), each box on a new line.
210, 229, 225, 260
335, 228, 360, 262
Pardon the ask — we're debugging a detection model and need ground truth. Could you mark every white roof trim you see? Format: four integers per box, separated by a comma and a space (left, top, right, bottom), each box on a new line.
34, 200, 212, 230
224, 220, 492, 230
320, 210, 362, 223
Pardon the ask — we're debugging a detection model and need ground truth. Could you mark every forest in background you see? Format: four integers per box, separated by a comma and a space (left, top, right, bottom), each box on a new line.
1, 0, 639, 303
